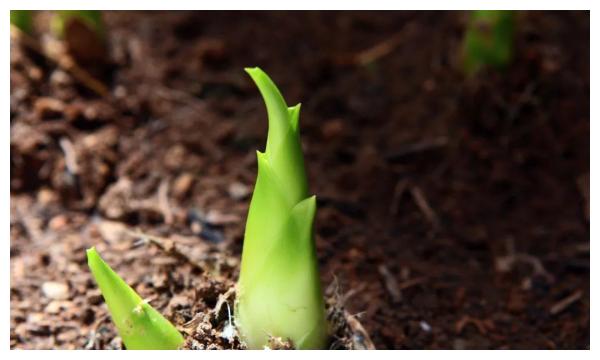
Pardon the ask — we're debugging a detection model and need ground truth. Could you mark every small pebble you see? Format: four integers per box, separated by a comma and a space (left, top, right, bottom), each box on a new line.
48, 215, 68, 231
27, 66, 43, 81
49, 70, 72, 87
45, 300, 71, 314
113, 85, 127, 99
228, 182, 250, 200
37, 188, 58, 206
42, 281, 70, 300
96, 220, 126, 244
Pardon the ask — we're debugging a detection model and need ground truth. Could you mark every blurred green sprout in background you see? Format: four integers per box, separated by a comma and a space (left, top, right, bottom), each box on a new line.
10, 10, 33, 34
51, 10, 105, 39
462, 10, 515, 75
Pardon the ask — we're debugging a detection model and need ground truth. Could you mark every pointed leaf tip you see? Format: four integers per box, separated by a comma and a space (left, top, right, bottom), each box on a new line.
244, 66, 261, 74
245, 67, 290, 155
293, 195, 317, 225
86, 246, 100, 263
288, 103, 302, 131
244, 67, 269, 83
86, 247, 184, 350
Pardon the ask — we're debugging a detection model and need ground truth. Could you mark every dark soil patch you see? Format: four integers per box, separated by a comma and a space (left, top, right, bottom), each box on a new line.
10, 11, 589, 349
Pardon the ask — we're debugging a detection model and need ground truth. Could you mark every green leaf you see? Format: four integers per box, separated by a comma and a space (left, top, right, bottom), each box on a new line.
236, 68, 328, 349
462, 10, 515, 75
51, 10, 105, 39
10, 10, 33, 34
87, 247, 184, 350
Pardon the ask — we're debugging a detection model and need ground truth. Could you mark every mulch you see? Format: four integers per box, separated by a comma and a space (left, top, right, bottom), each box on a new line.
10, 11, 589, 349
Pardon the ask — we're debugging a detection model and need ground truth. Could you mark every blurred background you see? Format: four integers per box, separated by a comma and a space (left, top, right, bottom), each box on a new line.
10, 11, 589, 349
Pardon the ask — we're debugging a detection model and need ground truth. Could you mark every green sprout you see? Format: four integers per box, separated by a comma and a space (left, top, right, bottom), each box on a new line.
87, 247, 184, 350
235, 68, 329, 349
51, 10, 105, 39
10, 10, 33, 34
462, 10, 515, 75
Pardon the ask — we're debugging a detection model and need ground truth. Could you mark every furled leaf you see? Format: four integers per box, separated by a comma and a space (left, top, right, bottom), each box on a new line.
87, 247, 184, 350
236, 68, 328, 349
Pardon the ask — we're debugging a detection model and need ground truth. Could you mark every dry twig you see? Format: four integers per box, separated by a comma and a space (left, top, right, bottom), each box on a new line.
397, 276, 428, 290
15, 202, 44, 243
59, 137, 79, 175
410, 186, 441, 230
386, 136, 448, 162
157, 180, 173, 225
389, 179, 409, 215
550, 290, 583, 315
377, 265, 401, 303
495, 238, 555, 284
126, 229, 207, 271
10, 24, 109, 97
345, 22, 417, 66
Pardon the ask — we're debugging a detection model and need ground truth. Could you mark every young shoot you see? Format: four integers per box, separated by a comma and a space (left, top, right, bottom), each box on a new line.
462, 10, 515, 75
50, 10, 107, 66
87, 247, 184, 350
235, 68, 328, 349
10, 10, 33, 34
51, 10, 105, 39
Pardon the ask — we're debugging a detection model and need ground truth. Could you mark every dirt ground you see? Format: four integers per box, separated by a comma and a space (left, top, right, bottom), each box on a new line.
10, 11, 589, 349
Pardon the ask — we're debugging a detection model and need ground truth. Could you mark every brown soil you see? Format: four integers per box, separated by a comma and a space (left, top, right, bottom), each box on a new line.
10, 11, 589, 349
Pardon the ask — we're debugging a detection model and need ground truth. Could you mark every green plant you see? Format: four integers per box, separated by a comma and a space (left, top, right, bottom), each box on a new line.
87, 247, 184, 350
51, 10, 104, 39
462, 10, 515, 75
10, 10, 33, 34
235, 67, 329, 349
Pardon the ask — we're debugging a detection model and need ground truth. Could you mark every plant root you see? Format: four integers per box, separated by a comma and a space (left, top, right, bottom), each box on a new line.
326, 278, 376, 350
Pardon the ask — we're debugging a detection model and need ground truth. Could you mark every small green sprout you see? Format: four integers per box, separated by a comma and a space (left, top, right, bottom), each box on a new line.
235, 68, 328, 349
50, 10, 108, 70
87, 247, 184, 350
10, 10, 33, 34
462, 10, 515, 75
51, 10, 104, 39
